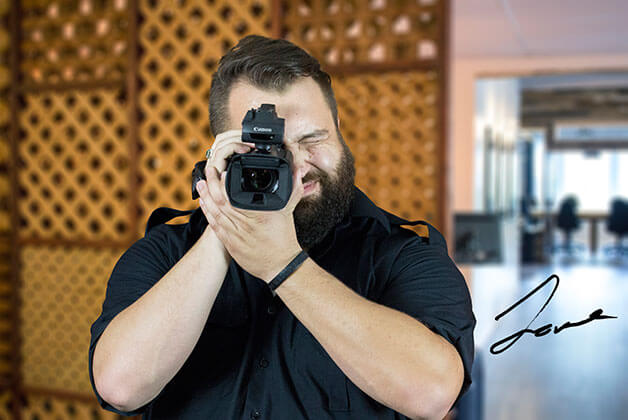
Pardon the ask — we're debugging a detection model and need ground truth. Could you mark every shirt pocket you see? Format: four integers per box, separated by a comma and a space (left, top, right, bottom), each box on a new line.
292, 323, 350, 412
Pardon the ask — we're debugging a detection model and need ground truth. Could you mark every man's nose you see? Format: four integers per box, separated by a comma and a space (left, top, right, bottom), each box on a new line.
287, 144, 311, 176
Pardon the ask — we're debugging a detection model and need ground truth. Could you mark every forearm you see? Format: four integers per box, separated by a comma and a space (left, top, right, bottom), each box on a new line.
276, 258, 463, 420
92, 228, 230, 412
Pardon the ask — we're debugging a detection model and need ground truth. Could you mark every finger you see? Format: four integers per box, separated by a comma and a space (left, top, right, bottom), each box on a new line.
212, 130, 256, 153
285, 167, 305, 212
206, 166, 226, 210
205, 166, 241, 231
214, 129, 242, 144
218, 170, 251, 224
202, 198, 228, 242
197, 175, 239, 234
208, 142, 253, 173
197, 186, 217, 226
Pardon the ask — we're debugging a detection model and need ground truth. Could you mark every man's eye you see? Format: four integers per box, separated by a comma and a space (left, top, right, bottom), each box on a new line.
300, 137, 322, 145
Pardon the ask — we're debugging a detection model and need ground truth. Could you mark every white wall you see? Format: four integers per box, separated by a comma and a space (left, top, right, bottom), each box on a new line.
449, 54, 628, 214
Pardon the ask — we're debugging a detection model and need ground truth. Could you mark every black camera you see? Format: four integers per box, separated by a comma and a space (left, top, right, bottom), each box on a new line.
191, 104, 293, 210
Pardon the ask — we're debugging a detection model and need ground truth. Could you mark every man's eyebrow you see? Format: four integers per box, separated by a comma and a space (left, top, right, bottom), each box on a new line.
295, 129, 329, 142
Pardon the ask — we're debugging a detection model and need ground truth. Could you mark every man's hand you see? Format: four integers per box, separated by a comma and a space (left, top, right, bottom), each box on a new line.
205, 130, 255, 172
195, 134, 305, 283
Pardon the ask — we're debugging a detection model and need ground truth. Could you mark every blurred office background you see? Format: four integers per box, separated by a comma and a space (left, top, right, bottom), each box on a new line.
0, 0, 626, 419
451, 1, 628, 420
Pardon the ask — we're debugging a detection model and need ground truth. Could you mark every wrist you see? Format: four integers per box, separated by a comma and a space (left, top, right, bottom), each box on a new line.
199, 227, 231, 265
267, 250, 309, 295
260, 246, 301, 283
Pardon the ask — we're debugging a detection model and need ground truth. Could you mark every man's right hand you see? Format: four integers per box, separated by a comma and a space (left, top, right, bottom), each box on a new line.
197, 129, 255, 254
205, 129, 254, 173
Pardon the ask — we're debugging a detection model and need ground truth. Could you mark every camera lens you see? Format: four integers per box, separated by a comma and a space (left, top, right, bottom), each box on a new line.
242, 168, 278, 192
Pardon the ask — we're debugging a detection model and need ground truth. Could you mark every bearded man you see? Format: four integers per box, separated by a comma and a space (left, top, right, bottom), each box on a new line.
89, 35, 475, 420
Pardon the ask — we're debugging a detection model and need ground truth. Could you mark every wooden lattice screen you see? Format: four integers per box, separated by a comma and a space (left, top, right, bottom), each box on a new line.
282, 0, 447, 228
11, 0, 137, 418
1, 0, 17, 416
3, 0, 449, 418
137, 0, 272, 234
334, 71, 441, 223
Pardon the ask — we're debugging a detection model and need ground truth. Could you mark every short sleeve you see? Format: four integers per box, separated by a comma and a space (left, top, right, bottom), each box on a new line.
377, 235, 476, 407
88, 224, 176, 416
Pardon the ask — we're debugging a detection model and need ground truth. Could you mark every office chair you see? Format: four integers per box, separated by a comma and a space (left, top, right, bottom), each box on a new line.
604, 198, 628, 257
552, 196, 585, 255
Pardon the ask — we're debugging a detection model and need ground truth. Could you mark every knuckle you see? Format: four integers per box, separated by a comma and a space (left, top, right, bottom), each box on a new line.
204, 164, 214, 179
207, 203, 219, 219
210, 188, 225, 206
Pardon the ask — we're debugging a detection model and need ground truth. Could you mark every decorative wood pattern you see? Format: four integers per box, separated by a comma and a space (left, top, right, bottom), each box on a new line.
335, 70, 441, 226
17, 89, 131, 241
136, 0, 272, 235
0, 389, 15, 419
1, 0, 10, 233
20, 0, 129, 86
281, 0, 441, 69
19, 245, 124, 393
0, 240, 11, 382
0, 0, 14, 392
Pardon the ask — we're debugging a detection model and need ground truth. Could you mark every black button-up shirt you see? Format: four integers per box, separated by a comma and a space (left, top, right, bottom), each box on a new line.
89, 187, 475, 419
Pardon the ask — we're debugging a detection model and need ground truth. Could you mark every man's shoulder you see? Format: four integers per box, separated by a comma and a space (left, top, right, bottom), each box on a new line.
139, 208, 199, 264
349, 187, 437, 247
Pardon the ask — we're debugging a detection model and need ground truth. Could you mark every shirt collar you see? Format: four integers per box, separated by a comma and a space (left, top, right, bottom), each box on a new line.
350, 186, 408, 232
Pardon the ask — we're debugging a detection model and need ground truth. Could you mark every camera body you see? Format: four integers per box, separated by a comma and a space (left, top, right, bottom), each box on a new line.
191, 104, 293, 210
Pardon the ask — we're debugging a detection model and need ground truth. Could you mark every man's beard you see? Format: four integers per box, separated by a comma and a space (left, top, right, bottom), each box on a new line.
293, 139, 356, 251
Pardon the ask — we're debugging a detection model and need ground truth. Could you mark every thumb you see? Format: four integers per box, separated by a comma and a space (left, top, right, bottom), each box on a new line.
285, 168, 305, 212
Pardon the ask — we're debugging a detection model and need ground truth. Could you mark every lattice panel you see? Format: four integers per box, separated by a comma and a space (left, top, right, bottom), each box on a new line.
20, 0, 129, 86
22, 393, 127, 420
1, 0, 10, 234
0, 0, 13, 386
137, 0, 271, 235
19, 245, 124, 393
0, 240, 11, 382
334, 70, 441, 226
17, 89, 131, 241
281, 0, 442, 67
0, 389, 14, 418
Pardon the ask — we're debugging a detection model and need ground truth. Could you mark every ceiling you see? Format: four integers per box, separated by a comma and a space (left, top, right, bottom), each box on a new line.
453, 0, 628, 57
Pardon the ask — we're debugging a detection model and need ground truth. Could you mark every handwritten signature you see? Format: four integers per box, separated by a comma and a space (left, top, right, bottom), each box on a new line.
490, 274, 618, 355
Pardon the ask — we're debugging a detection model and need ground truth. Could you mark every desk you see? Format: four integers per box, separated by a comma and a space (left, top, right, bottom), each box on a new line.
531, 211, 608, 255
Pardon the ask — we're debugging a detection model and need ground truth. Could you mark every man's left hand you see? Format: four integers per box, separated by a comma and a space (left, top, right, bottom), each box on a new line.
195, 165, 305, 283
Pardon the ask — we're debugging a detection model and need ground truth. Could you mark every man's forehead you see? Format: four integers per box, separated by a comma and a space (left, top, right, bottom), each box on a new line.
226, 78, 330, 129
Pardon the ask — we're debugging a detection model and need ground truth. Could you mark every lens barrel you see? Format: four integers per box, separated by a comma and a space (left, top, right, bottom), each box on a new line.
242, 168, 278, 193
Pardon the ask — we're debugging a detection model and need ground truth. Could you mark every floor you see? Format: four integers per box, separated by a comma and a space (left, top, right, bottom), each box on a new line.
470, 254, 628, 420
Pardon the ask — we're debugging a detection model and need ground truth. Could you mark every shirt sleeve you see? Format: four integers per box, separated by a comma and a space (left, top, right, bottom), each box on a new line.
376, 233, 476, 408
88, 224, 175, 416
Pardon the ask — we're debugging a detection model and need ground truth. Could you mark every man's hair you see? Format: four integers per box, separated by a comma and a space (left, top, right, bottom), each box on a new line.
208, 35, 339, 137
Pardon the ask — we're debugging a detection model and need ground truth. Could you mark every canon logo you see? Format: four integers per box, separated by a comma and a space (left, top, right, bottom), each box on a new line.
253, 126, 272, 132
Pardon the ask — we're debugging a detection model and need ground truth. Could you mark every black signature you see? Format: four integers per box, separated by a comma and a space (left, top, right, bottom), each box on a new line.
490, 274, 618, 355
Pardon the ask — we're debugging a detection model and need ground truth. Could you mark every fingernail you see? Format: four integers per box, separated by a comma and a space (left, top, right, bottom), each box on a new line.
196, 181, 205, 192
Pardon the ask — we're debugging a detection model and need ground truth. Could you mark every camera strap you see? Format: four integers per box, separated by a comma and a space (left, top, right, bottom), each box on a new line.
145, 207, 195, 237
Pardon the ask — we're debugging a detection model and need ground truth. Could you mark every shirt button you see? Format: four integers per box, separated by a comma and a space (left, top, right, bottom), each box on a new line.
250, 410, 261, 419
267, 305, 276, 315
258, 358, 269, 368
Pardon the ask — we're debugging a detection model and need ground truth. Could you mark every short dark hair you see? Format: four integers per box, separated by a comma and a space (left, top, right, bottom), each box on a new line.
208, 35, 339, 137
